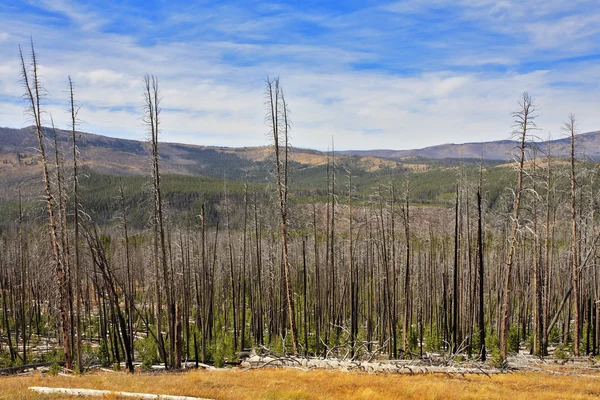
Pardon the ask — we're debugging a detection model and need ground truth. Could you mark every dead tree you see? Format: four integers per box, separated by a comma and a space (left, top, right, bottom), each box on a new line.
66, 76, 84, 371
84, 223, 134, 372
500, 92, 537, 361
453, 184, 460, 354
542, 133, 554, 355
51, 119, 74, 365
477, 185, 485, 360
19, 41, 72, 369
402, 181, 411, 356
566, 114, 580, 356
143, 74, 172, 367
265, 77, 298, 355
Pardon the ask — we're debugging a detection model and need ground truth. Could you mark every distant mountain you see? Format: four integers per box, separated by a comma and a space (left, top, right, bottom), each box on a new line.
340, 131, 600, 160
0, 126, 402, 188
1, 126, 598, 192
0, 126, 261, 178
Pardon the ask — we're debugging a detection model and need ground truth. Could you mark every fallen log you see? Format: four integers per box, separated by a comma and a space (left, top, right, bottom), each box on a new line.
0, 361, 65, 376
28, 386, 214, 400
240, 356, 505, 375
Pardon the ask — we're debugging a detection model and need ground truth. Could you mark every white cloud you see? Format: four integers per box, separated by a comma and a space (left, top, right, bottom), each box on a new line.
35, 0, 107, 31
0, 1, 598, 152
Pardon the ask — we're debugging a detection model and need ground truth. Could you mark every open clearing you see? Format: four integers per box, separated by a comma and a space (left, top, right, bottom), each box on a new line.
1, 367, 600, 400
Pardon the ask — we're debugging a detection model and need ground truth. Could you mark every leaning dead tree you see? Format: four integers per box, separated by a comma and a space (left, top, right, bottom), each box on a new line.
84, 222, 134, 373
266, 77, 298, 355
19, 41, 72, 370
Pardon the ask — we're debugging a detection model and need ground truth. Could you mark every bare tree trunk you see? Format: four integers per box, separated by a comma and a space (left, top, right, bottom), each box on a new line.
348, 170, 357, 358
330, 140, 337, 333
224, 183, 238, 352
477, 183, 486, 361
402, 182, 411, 356
240, 182, 249, 351
0, 249, 16, 363
19, 42, 72, 370
119, 181, 135, 368
52, 120, 75, 366
18, 188, 27, 364
85, 223, 134, 372
68, 77, 83, 372
453, 185, 460, 354
542, 138, 553, 355
266, 77, 298, 355
200, 204, 208, 362
501, 92, 536, 362
532, 151, 542, 356
566, 114, 580, 356
144, 74, 172, 367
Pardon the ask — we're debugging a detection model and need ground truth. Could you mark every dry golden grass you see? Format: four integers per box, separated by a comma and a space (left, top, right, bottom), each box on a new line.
1, 368, 599, 400
494, 159, 570, 169
358, 157, 398, 172
234, 147, 330, 166
290, 152, 329, 166
0, 153, 39, 176
222, 146, 272, 162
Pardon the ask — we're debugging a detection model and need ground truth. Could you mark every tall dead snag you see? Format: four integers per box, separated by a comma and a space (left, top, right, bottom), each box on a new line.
143, 74, 172, 367
312, 203, 321, 355
531, 148, 542, 356
452, 184, 460, 354
19, 41, 72, 369
224, 181, 239, 351
329, 140, 337, 331
500, 92, 536, 361
348, 167, 358, 357
118, 181, 135, 364
200, 204, 208, 362
402, 181, 411, 356
252, 196, 264, 347
265, 77, 298, 355
240, 181, 249, 352
477, 182, 485, 361
542, 135, 553, 355
68, 76, 83, 372
566, 114, 580, 356
376, 185, 396, 358
51, 118, 74, 364
18, 187, 28, 364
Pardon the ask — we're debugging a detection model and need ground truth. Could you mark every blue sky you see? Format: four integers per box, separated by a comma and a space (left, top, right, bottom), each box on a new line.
0, 0, 599, 150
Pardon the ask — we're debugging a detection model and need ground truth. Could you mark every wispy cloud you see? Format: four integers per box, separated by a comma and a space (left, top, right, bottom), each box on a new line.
0, 0, 598, 150
34, 0, 108, 31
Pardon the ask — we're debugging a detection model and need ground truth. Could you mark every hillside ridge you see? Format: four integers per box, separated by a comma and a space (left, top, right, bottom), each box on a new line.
1, 126, 598, 184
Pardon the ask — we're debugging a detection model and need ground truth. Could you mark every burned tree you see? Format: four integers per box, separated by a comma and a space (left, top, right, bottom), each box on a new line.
500, 92, 537, 361
19, 41, 72, 369
265, 77, 298, 355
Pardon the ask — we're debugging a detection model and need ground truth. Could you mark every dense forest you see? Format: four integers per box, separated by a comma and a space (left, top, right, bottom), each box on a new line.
1, 43, 599, 374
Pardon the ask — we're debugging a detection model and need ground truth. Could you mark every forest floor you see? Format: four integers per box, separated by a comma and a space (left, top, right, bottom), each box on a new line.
1, 359, 600, 400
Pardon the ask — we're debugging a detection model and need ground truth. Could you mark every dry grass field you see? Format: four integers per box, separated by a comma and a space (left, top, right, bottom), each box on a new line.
1, 367, 599, 400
